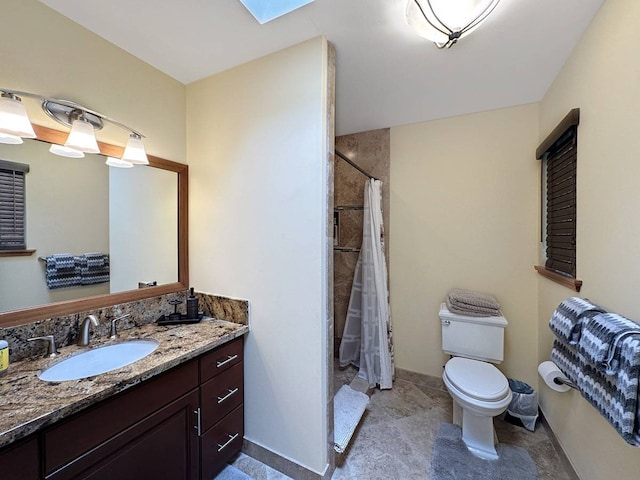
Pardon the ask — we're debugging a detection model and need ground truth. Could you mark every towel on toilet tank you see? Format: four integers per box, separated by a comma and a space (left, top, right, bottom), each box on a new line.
446, 288, 501, 317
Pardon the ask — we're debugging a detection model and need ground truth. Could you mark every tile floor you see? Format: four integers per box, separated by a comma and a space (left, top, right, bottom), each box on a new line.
228, 362, 578, 480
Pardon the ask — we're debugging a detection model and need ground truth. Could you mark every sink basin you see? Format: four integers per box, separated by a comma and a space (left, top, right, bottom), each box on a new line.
38, 339, 159, 382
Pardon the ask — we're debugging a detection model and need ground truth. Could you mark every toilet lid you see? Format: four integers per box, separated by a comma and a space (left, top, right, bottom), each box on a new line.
444, 357, 510, 401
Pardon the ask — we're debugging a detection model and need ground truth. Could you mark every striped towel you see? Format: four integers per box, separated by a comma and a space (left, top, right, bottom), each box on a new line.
446, 288, 500, 317
577, 312, 640, 374
45, 254, 81, 289
77, 253, 110, 285
548, 297, 604, 345
552, 337, 640, 446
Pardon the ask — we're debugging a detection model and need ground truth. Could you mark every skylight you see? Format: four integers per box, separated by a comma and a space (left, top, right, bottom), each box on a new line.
239, 0, 315, 24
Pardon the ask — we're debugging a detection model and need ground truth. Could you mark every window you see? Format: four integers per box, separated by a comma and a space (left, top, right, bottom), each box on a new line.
535, 108, 582, 292
0, 159, 29, 251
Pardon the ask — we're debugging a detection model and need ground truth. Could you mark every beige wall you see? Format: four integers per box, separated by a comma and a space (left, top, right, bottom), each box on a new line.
390, 104, 540, 385
187, 37, 331, 475
537, 0, 640, 478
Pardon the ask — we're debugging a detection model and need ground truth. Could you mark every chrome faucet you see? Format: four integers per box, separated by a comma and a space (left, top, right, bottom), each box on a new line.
110, 314, 131, 339
27, 335, 58, 358
78, 315, 100, 346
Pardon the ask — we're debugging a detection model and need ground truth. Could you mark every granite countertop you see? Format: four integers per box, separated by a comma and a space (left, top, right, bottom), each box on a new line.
0, 318, 249, 449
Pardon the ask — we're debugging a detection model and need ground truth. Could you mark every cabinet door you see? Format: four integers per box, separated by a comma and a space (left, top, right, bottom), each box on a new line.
0, 437, 39, 480
45, 359, 198, 475
47, 390, 199, 480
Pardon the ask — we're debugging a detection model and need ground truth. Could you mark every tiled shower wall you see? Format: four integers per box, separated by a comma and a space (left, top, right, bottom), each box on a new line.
333, 128, 390, 356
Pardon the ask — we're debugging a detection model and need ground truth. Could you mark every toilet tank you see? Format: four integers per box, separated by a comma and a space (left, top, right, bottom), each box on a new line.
439, 303, 508, 363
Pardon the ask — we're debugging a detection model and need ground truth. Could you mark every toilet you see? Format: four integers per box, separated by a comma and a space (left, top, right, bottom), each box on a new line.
439, 303, 512, 460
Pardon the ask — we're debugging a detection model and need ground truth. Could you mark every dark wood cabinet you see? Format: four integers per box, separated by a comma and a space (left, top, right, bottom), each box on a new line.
0, 336, 244, 480
0, 437, 40, 480
198, 340, 244, 479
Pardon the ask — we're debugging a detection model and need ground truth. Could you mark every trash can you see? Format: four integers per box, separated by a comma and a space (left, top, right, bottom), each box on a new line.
504, 378, 539, 431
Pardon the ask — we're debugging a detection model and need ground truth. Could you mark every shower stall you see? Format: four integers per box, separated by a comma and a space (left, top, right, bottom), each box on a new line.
333, 128, 393, 389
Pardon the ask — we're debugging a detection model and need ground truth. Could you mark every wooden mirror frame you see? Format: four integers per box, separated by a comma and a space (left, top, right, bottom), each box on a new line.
0, 124, 188, 328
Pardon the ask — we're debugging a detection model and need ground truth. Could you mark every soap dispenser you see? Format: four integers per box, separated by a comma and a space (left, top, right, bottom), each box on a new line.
186, 287, 198, 320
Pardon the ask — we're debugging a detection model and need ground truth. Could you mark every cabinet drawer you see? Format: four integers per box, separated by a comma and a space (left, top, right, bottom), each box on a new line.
201, 362, 244, 432
45, 359, 198, 475
200, 405, 243, 480
200, 337, 243, 382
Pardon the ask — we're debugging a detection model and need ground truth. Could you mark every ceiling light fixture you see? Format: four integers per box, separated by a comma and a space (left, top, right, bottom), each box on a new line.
0, 87, 148, 167
406, 0, 501, 49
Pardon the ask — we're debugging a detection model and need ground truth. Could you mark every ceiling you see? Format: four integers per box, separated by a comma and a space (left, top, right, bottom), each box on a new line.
39, 0, 604, 136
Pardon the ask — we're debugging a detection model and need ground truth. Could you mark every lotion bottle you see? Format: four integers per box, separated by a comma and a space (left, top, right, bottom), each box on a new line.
187, 287, 198, 319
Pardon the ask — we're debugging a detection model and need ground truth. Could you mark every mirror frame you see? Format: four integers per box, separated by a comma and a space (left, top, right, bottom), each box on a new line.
0, 124, 188, 328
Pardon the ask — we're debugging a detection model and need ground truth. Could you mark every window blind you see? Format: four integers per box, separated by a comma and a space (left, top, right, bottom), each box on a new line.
0, 160, 29, 250
544, 126, 577, 277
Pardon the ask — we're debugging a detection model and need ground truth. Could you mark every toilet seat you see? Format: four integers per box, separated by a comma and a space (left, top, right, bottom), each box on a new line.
444, 357, 510, 402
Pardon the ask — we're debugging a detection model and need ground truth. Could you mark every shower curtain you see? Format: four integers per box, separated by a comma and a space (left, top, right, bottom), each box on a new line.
339, 178, 394, 389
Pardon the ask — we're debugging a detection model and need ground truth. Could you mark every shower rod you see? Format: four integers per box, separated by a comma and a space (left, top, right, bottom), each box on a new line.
335, 150, 378, 181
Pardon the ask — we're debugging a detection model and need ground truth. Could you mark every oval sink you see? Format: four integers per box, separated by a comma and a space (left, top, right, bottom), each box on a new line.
38, 339, 159, 382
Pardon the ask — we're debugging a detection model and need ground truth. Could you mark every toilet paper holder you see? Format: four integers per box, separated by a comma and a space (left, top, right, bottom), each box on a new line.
552, 376, 577, 390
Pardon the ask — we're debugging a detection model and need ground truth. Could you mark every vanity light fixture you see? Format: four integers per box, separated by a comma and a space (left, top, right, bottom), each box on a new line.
64, 116, 101, 153
0, 132, 23, 145
105, 156, 134, 168
406, 0, 501, 49
121, 133, 148, 165
0, 87, 148, 166
0, 93, 37, 139
49, 144, 85, 158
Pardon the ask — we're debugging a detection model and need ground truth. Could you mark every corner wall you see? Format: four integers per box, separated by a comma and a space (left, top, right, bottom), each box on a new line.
389, 104, 540, 385
187, 37, 331, 476
537, 0, 640, 478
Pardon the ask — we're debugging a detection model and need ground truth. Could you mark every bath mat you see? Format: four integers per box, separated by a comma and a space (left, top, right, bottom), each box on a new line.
430, 423, 538, 480
213, 464, 253, 480
334, 384, 369, 453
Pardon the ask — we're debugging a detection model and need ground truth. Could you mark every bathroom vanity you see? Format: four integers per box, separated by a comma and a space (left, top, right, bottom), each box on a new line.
0, 319, 247, 480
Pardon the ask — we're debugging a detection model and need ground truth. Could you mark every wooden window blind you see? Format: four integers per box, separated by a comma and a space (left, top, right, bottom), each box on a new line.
544, 126, 577, 276
536, 108, 580, 281
0, 159, 29, 250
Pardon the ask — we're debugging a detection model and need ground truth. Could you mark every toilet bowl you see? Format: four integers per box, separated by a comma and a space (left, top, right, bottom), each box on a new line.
442, 356, 512, 460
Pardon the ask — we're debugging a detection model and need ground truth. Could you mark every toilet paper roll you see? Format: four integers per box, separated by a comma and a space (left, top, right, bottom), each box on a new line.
538, 361, 571, 393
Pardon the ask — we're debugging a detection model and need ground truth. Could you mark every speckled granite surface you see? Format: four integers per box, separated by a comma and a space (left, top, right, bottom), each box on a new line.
1, 291, 249, 362
0, 318, 248, 449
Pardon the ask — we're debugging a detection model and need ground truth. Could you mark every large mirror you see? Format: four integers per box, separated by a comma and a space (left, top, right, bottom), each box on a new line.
0, 124, 188, 327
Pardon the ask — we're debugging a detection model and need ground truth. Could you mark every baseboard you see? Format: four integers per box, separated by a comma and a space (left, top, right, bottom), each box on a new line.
538, 410, 581, 480
242, 438, 333, 480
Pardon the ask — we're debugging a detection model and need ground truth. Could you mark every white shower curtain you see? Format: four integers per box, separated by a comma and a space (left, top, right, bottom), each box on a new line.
339, 178, 394, 389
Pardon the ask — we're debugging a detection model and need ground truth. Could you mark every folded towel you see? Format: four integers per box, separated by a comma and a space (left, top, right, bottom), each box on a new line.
578, 312, 640, 373
45, 254, 81, 289
549, 297, 605, 345
552, 337, 640, 446
84, 252, 109, 268
77, 253, 110, 285
446, 288, 500, 317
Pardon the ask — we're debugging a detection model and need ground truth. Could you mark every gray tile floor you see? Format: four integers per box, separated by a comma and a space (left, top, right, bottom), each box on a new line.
229, 361, 577, 480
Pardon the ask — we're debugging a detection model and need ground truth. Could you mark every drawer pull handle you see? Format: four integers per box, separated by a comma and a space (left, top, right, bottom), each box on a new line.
194, 408, 202, 437
216, 354, 238, 368
217, 387, 239, 404
217, 433, 239, 452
